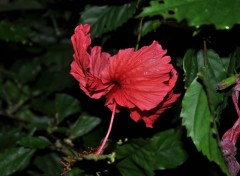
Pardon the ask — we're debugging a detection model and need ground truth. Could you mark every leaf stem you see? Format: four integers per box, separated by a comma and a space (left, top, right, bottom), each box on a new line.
203, 40, 208, 68
95, 102, 117, 155
135, 17, 144, 51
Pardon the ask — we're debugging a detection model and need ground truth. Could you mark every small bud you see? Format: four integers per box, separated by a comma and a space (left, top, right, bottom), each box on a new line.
216, 74, 239, 90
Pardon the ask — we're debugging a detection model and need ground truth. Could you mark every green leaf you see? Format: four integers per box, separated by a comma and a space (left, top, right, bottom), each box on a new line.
183, 49, 198, 88
55, 94, 81, 123
80, 2, 137, 38
15, 109, 37, 122
0, 129, 23, 152
139, 0, 240, 29
26, 116, 53, 131
18, 136, 51, 149
69, 113, 101, 139
1, 81, 20, 104
142, 20, 161, 36
33, 153, 62, 176
0, 22, 34, 43
11, 59, 41, 84
38, 44, 73, 70
51, 126, 69, 134
67, 168, 85, 176
31, 97, 55, 116
33, 43, 74, 94
228, 47, 240, 74
35, 69, 73, 94
117, 129, 188, 176
0, 147, 35, 176
35, 68, 73, 94
183, 49, 228, 119
82, 126, 105, 148
197, 50, 228, 117
0, 0, 44, 12
118, 158, 147, 176
180, 79, 229, 175
117, 138, 146, 159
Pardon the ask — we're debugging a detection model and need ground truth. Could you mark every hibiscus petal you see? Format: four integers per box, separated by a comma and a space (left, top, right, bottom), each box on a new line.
85, 46, 112, 98
130, 91, 181, 128
70, 24, 111, 99
70, 58, 85, 84
103, 41, 176, 111
71, 24, 91, 69
89, 46, 110, 77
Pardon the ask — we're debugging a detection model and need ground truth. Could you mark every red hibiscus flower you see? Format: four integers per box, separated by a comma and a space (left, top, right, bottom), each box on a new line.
71, 24, 112, 99
70, 24, 180, 155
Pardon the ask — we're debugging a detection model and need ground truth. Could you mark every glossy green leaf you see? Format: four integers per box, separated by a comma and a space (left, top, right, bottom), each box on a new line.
183, 49, 198, 88
69, 113, 101, 139
33, 153, 62, 176
26, 116, 53, 130
180, 79, 229, 175
197, 50, 228, 117
117, 129, 188, 176
81, 2, 137, 38
118, 158, 147, 176
18, 136, 51, 149
117, 138, 146, 159
0, 147, 35, 176
183, 49, 228, 119
139, 0, 240, 29
55, 94, 81, 123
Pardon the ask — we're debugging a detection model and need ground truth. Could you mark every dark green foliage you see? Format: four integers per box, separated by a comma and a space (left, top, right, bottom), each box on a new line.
0, 0, 240, 175
117, 129, 188, 176
181, 79, 229, 175
0, 147, 35, 176
80, 2, 137, 38
139, 0, 240, 29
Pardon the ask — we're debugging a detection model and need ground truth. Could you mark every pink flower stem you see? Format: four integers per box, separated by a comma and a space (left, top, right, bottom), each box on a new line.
95, 102, 117, 155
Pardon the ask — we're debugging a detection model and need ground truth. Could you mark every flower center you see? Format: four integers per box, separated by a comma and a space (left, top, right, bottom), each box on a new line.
112, 80, 121, 88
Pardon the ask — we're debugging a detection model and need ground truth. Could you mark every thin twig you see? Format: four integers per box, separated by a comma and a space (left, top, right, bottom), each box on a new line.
203, 40, 208, 68
135, 17, 144, 51
135, 0, 143, 51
